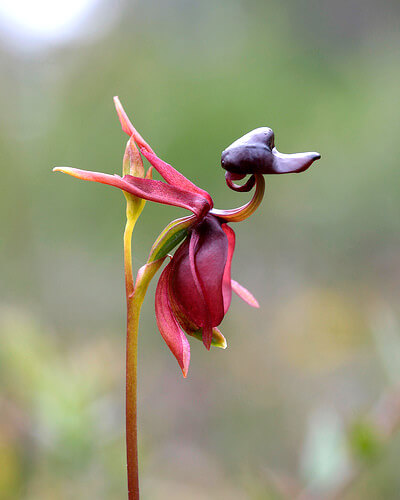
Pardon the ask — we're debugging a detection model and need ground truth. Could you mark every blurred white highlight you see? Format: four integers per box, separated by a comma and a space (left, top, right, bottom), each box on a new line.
0, 0, 99, 42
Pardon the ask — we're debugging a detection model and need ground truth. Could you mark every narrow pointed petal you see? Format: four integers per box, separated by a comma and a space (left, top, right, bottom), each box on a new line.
141, 149, 213, 208
211, 174, 265, 222
202, 325, 213, 351
53, 167, 210, 219
231, 279, 260, 308
272, 148, 321, 174
221, 224, 235, 314
148, 215, 195, 263
186, 327, 227, 349
113, 96, 155, 154
155, 263, 190, 377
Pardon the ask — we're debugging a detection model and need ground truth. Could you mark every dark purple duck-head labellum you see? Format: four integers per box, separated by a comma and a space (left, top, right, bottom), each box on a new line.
221, 127, 321, 175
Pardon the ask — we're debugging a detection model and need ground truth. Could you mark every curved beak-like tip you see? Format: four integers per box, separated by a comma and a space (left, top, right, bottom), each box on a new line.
53, 166, 72, 174
272, 149, 321, 174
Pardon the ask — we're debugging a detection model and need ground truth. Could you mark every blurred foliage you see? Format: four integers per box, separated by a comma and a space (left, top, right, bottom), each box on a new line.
349, 419, 383, 464
1, 0, 400, 498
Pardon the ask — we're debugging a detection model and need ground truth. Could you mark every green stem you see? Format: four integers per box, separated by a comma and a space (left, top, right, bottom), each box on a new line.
124, 201, 141, 500
125, 293, 142, 500
124, 198, 165, 500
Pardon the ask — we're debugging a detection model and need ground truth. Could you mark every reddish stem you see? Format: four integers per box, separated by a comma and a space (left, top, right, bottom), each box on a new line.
126, 298, 140, 499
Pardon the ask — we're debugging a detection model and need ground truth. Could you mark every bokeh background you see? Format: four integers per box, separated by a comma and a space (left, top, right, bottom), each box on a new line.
1, 0, 400, 498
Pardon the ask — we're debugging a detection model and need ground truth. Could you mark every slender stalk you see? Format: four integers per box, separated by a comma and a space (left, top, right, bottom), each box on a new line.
123, 194, 168, 499
124, 200, 141, 500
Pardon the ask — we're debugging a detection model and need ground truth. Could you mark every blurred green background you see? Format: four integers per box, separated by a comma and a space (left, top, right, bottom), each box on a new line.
1, 0, 400, 498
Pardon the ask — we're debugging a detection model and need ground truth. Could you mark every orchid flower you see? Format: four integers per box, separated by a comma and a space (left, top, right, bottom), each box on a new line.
54, 97, 320, 499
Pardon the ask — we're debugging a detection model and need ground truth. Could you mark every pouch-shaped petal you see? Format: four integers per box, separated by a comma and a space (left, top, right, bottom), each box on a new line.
169, 215, 228, 349
168, 239, 208, 333
155, 262, 190, 377
221, 224, 235, 314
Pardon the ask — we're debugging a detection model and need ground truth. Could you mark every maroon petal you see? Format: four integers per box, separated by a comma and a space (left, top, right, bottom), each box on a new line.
53, 167, 210, 219
141, 149, 213, 208
169, 216, 228, 349
114, 97, 214, 209
155, 262, 190, 377
188, 230, 213, 350
169, 239, 209, 333
221, 224, 235, 314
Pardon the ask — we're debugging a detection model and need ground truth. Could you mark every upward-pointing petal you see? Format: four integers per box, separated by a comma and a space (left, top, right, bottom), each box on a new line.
113, 96, 155, 154
141, 149, 213, 208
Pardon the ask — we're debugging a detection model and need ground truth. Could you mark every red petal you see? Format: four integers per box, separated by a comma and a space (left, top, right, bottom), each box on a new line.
170, 216, 228, 350
188, 231, 213, 350
202, 325, 213, 351
231, 279, 259, 308
53, 167, 210, 219
193, 217, 228, 329
123, 175, 210, 219
155, 263, 190, 377
221, 224, 235, 314
113, 96, 155, 154
169, 239, 208, 330
141, 149, 213, 208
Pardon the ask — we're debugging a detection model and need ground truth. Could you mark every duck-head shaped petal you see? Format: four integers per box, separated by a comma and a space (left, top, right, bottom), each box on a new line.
221, 127, 320, 175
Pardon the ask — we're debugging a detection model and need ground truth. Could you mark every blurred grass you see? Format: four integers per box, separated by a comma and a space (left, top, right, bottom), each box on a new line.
1, 0, 400, 498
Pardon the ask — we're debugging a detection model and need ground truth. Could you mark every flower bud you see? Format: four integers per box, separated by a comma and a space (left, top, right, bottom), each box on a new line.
123, 136, 145, 178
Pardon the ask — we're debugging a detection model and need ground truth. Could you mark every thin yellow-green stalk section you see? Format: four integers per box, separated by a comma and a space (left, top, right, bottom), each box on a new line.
124, 194, 165, 500
124, 197, 140, 500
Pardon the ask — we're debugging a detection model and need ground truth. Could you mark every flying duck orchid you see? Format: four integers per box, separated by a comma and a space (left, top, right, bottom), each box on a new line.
54, 97, 320, 499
